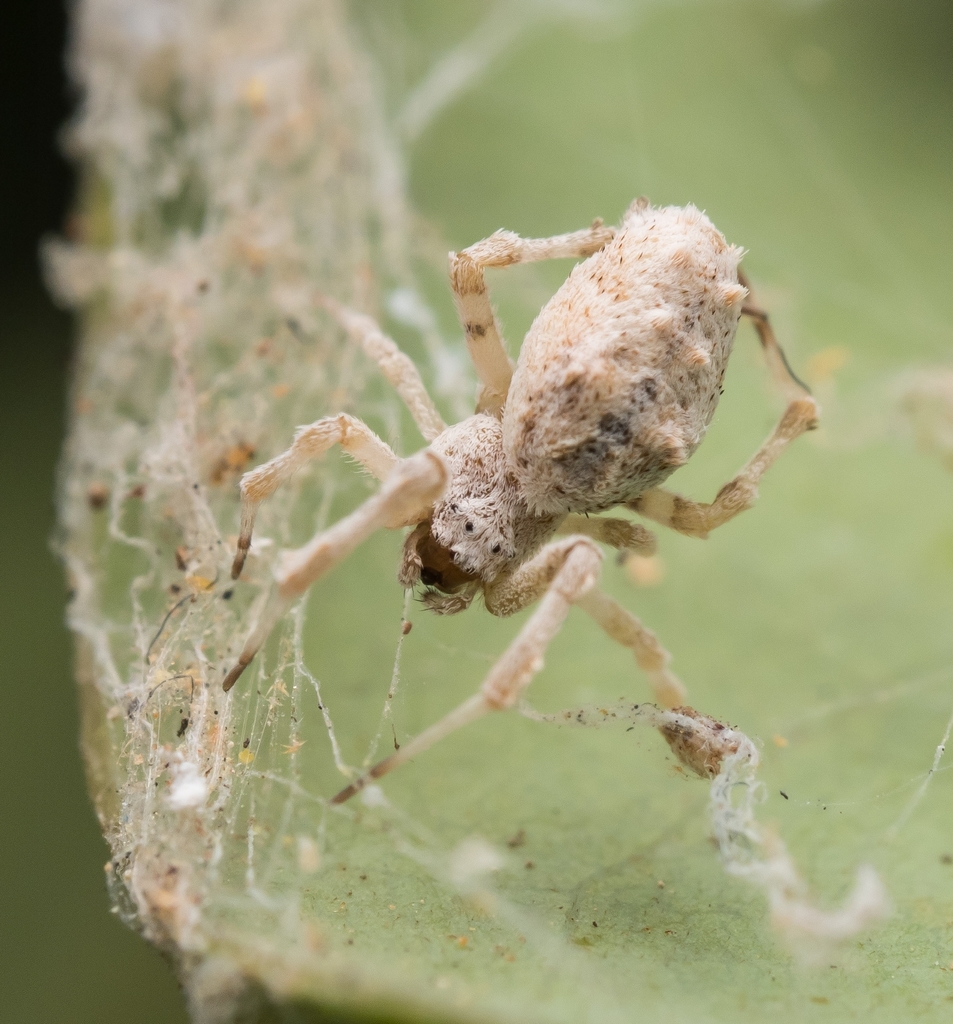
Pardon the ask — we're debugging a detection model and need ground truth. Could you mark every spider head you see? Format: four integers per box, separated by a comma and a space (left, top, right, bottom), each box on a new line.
419, 414, 520, 583
429, 496, 517, 581
399, 413, 552, 609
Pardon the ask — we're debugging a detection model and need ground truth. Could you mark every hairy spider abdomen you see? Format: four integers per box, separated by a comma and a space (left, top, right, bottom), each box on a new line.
503, 202, 745, 515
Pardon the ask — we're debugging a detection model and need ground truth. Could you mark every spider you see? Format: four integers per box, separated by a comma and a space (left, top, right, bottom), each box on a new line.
223, 198, 818, 804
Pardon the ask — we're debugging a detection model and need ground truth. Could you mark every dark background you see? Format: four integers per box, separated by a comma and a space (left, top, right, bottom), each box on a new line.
0, 3, 190, 1021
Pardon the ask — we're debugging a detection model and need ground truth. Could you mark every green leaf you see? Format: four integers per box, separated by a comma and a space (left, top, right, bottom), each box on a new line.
62, 1, 953, 1021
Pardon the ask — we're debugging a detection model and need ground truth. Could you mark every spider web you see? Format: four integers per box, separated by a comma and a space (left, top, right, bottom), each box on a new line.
50, 1, 951, 1021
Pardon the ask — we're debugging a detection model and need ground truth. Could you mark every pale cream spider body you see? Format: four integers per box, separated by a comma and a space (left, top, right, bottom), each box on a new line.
224, 199, 818, 804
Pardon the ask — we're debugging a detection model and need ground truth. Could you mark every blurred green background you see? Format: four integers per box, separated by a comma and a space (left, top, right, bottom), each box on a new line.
3, 1, 952, 1022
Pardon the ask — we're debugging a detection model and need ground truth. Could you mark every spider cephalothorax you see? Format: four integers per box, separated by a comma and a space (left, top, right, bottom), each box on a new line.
397, 414, 564, 613
223, 199, 818, 804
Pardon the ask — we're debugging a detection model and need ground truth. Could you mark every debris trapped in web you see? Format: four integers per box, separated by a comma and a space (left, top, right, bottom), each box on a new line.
50, 0, 915, 1018
525, 701, 889, 951
50, 0, 461, 986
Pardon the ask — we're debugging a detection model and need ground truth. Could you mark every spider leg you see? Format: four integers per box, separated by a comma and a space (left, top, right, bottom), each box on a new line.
574, 588, 686, 708
232, 414, 398, 579
320, 297, 447, 441
737, 266, 810, 401
629, 398, 817, 538
490, 536, 682, 705
223, 451, 446, 692
557, 513, 657, 555
737, 267, 813, 403
630, 276, 819, 539
330, 532, 686, 803
449, 220, 616, 418
331, 536, 602, 803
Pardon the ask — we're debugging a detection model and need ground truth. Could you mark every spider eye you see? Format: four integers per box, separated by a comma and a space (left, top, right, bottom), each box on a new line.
465, 521, 474, 533
491, 544, 501, 554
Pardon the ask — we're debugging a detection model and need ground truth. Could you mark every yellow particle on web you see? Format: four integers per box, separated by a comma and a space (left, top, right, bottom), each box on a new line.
186, 574, 214, 592
806, 346, 849, 384
243, 75, 267, 114
625, 553, 666, 587
234, 239, 267, 272
772, 734, 789, 748
225, 442, 255, 470
238, 748, 255, 764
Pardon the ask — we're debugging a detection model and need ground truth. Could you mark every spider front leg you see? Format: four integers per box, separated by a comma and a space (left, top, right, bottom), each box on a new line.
449, 220, 616, 417
223, 451, 446, 692
484, 535, 683, 706
331, 536, 602, 803
331, 534, 686, 804
232, 414, 398, 578
320, 297, 447, 441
